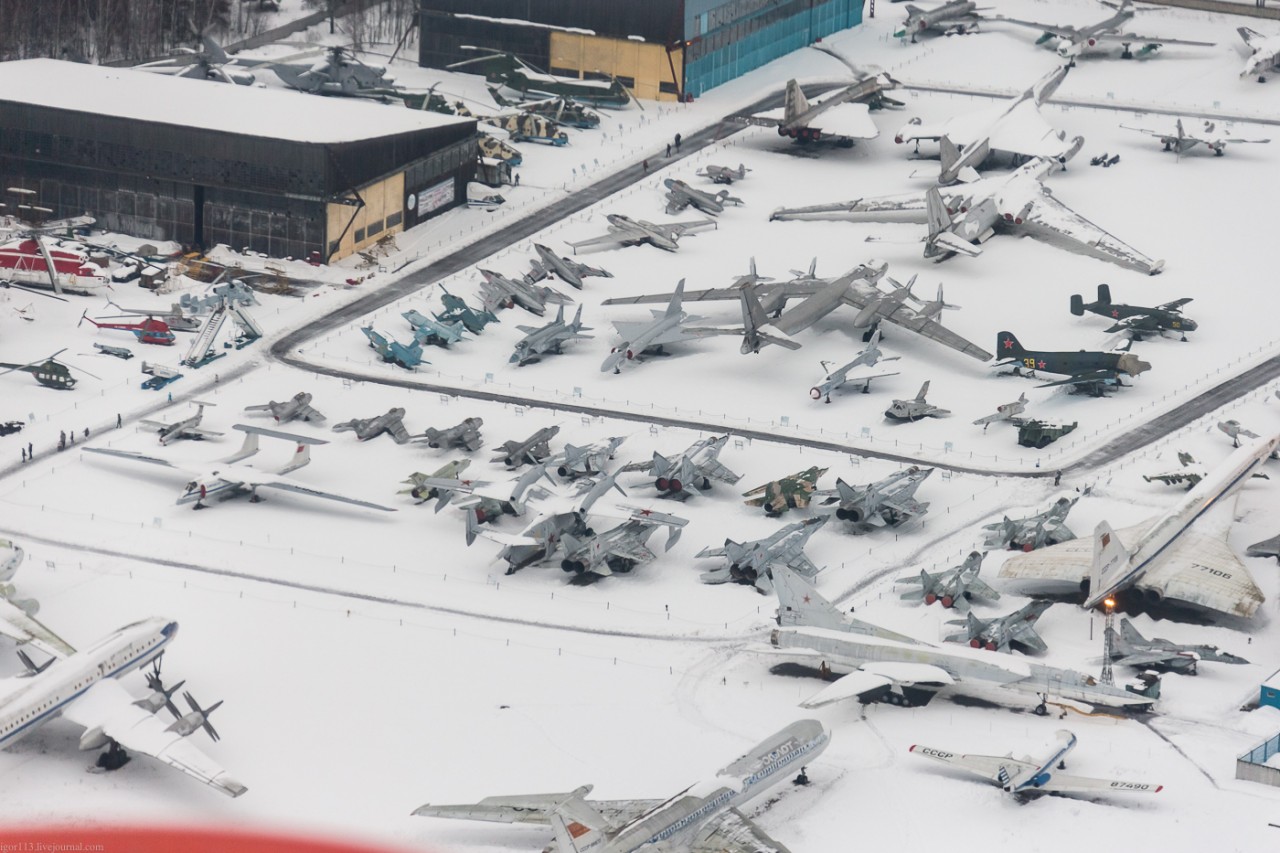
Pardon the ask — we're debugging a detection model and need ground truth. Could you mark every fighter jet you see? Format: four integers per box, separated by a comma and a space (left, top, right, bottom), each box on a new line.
402, 310, 466, 347
909, 731, 1163, 797
896, 0, 989, 41
742, 466, 829, 517
772, 568, 1159, 713
1123, 118, 1270, 159
331, 408, 412, 444
509, 304, 592, 365
558, 505, 688, 581
398, 459, 472, 505
621, 435, 741, 499
600, 280, 720, 374
973, 393, 1028, 429
698, 516, 828, 593
812, 466, 933, 528
478, 268, 572, 316
419, 417, 485, 452
885, 381, 950, 421
994, 331, 1152, 396
525, 243, 614, 290
139, 401, 223, 445
945, 600, 1054, 653
1247, 533, 1280, 561
1107, 617, 1249, 674
893, 65, 1082, 183
547, 436, 626, 481
419, 464, 551, 523
1239, 26, 1280, 81
491, 426, 560, 469
982, 496, 1078, 551
244, 392, 325, 424
696, 163, 750, 184
662, 179, 742, 217
739, 71, 899, 146
436, 286, 499, 334
1072, 284, 1196, 341
809, 329, 902, 403
771, 155, 1164, 276
998, 0, 1214, 61
899, 551, 997, 611
566, 214, 717, 254
413, 719, 831, 853
362, 326, 428, 370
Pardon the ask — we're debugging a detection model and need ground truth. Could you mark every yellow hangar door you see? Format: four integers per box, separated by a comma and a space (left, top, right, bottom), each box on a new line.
548, 32, 682, 102
325, 172, 406, 261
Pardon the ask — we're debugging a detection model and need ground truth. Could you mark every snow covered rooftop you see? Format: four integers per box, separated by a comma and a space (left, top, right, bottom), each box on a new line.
0, 58, 472, 144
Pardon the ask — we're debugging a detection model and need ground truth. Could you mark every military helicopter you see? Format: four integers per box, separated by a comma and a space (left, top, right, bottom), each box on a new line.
135, 35, 256, 85
487, 86, 601, 129
452, 101, 569, 146
268, 44, 401, 99
0, 348, 97, 390
446, 49, 633, 109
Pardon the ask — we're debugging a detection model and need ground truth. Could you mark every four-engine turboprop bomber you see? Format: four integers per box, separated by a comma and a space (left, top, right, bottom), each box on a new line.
414, 719, 830, 853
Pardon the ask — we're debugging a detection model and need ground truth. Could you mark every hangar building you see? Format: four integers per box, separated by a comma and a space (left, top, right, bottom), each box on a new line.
0, 59, 477, 262
418, 0, 864, 101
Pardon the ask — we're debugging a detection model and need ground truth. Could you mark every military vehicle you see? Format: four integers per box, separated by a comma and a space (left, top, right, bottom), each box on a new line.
1015, 419, 1077, 448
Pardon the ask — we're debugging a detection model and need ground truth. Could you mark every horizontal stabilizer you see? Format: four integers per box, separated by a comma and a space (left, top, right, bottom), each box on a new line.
232, 424, 329, 445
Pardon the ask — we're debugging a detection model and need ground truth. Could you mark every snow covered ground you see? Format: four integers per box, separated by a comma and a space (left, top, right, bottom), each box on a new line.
2, 0, 1280, 849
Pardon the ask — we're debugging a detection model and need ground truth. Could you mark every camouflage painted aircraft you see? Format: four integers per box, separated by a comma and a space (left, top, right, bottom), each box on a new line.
998, 0, 1214, 61
896, 0, 989, 41
445, 49, 632, 108
486, 86, 601, 129
478, 268, 572, 316
526, 243, 613, 290
622, 435, 741, 499
332, 408, 411, 444
244, 391, 324, 424
451, 101, 569, 146
810, 329, 901, 402
697, 516, 828, 593
491, 426, 560, 468
885, 381, 950, 421
944, 600, 1054, 653
1071, 284, 1196, 340
419, 417, 485, 452
899, 551, 997, 611
402, 310, 467, 347
510, 305, 592, 365
1107, 617, 1249, 674
361, 326, 428, 370
742, 466, 829, 516
398, 459, 472, 505
982, 495, 1078, 551
812, 466, 933, 528
696, 164, 750, 184
662, 179, 742, 217
558, 505, 688, 581
436, 286, 499, 334
994, 331, 1152, 396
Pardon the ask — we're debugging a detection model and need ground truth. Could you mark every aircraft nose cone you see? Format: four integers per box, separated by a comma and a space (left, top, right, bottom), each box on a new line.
161, 621, 179, 639
1117, 354, 1152, 375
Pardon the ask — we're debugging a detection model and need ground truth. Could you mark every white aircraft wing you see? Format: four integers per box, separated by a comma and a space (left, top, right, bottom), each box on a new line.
988, 99, 1079, 160
1013, 188, 1165, 275
60, 679, 246, 797
1093, 31, 1213, 48
82, 447, 186, 469
567, 227, 643, 252
993, 16, 1079, 40
909, 744, 1039, 783
1113, 649, 1185, 668
253, 479, 398, 512
415, 794, 663, 825
693, 807, 792, 853
1139, 529, 1263, 618
0, 597, 77, 658
897, 102, 1007, 147
1036, 772, 1163, 795
808, 101, 878, 141
800, 662, 953, 708
843, 289, 993, 360
698, 458, 742, 484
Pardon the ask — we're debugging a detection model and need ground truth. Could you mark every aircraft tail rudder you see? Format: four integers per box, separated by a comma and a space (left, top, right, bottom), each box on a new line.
277, 440, 312, 476
1087, 520, 1131, 608
666, 279, 686, 318
1118, 617, 1146, 648
916, 380, 930, 401
996, 331, 1025, 357
783, 79, 810, 124
549, 798, 610, 853
774, 565, 845, 629
925, 186, 952, 236
1069, 294, 1085, 316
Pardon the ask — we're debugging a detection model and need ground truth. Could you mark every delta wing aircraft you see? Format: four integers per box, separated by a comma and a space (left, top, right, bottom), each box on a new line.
983, 495, 1078, 550
244, 391, 325, 424
622, 435, 741, 499
492, 426, 560, 468
1071, 284, 1195, 340
1239, 26, 1280, 81
510, 304, 592, 365
812, 466, 933, 528
526, 243, 614, 290
944, 600, 1054, 653
698, 516, 828, 593
770, 566, 1158, 713
662, 179, 742, 216
899, 551, 997, 611
566, 214, 717, 254
994, 331, 1152, 395
600, 280, 720, 373
743, 466, 829, 516
1107, 617, 1249, 674
738, 69, 900, 146
418, 464, 551, 523
1123, 118, 1270, 158
84, 425, 396, 512
478, 268, 572, 316
910, 731, 1162, 797
414, 719, 831, 853
771, 156, 1165, 275
139, 401, 223, 445
896, 0, 989, 41
998, 0, 1214, 61
973, 393, 1028, 428
332, 408, 412, 444
1000, 433, 1280, 619
885, 381, 951, 421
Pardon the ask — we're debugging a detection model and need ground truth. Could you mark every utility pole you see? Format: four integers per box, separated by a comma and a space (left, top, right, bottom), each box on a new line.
1100, 597, 1116, 686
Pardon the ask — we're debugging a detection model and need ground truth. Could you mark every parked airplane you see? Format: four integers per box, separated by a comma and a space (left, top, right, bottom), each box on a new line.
84, 425, 396, 511
771, 568, 1158, 713
445, 49, 632, 108
899, 551, 997, 611
1108, 617, 1249, 674
740, 73, 898, 146
566, 214, 717, 254
139, 401, 223, 445
663, 179, 742, 216
910, 730, 1162, 797
994, 331, 1151, 395
742, 466, 829, 516
402, 310, 467, 347
436, 286, 499, 334
698, 516, 828, 593
600, 280, 719, 373
420, 417, 485, 452
414, 719, 830, 853
809, 328, 901, 403
773, 562, 919, 643
244, 392, 325, 424
526, 243, 614, 290
1144, 451, 1209, 489
548, 436, 626, 480
896, 0, 989, 41
398, 459, 472, 506
478, 268, 572, 316
886, 381, 950, 421
771, 156, 1164, 275
421, 464, 551, 524
510, 305, 592, 365
812, 466, 933, 528
0, 613, 245, 797
558, 505, 688, 580
1071, 284, 1195, 340
998, 0, 1214, 61
1247, 533, 1280, 561
983, 496, 1078, 550
696, 163, 750, 184
1001, 433, 1280, 619
973, 393, 1029, 429
622, 435, 741, 498
1123, 118, 1269, 158
1239, 26, 1280, 81
332, 408, 412, 444
492, 426, 560, 468
894, 65, 1082, 183
1218, 419, 1269, 449
945, 600, 1053, 653
362, 326, 429, 370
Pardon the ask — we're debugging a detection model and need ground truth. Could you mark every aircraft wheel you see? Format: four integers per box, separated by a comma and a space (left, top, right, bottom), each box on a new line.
1034, 703, 1048, 717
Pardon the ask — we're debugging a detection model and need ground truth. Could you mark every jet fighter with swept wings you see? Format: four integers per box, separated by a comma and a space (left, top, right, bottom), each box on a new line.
525, 243, 614, 290
558, 505, 688, 581
547, 436, 626, 481
332, 408, 412, 444
478, 268, 572, 316
697, 516, 828, 593
696, 163, 750, 184
899, 551, 997, 611
812, 466, 933, 528
1107, 617, 1249, 674
896, 0, 989, 41
244, 391, 325, 424
492, 426, 560, 468
944, 600, 1054, 653
621, 435, 741, 499
420, 417, 485, 452
738, 72, 899, 146
662, 179, 742, 216
982, 495, 1078, 550
810, 329, 901, 402
510, 304, 592, 365
419, 463, 551, 524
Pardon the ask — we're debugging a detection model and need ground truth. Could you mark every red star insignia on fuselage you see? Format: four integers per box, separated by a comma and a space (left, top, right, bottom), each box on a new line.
1038, 360, 1047, 369
803, 595, 811, 604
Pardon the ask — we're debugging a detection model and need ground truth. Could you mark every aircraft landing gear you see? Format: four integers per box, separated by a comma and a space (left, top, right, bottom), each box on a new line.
97, 741, 131, 771
1034, 693, 1049, 717
1058, 760, 1067, 770
193, 502, 207, 510
793, 766, 811, 786
249, 493, 263, 503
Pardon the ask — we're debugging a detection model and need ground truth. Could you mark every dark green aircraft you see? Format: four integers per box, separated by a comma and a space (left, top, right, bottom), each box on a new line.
995, 331, 1151, 396
0, 348, 91, 390
446, 50, 632, 109
1071, 284, 1196, 340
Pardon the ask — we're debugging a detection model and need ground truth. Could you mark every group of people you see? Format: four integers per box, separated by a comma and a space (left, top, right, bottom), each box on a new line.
21, 414, 123, 463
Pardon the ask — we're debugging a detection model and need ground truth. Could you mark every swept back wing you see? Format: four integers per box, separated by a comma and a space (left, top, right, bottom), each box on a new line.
414, 793, 662, 826
807, 102, 879, 140
909, 744, 1039, 783
988, 99, 1082, 160
254, 479, 397, 512
698, 458, 743, 485
1139, 530, 1262, 618
843, 289, 992, 360
1014, 191, 1165, 275
0, 597, 76, 658
567, 228, 642, 252
897, 101, 1009, 147
772, 191, 929, 223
